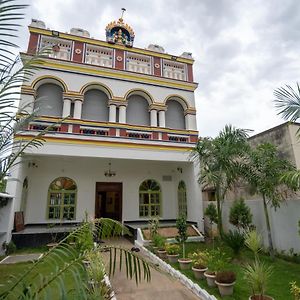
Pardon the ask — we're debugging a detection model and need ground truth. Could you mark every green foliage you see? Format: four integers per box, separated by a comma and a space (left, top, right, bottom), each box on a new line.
148, 217, 159, 239
204, 203, 218, 224
191, 124, 250, 236
176, 214, 188, 258
223, 230, 245, 256
152, 234, 166, 249
290, 281, 300, 300
229, 198, 252, 230
2, 241, 16, 255
165, 244, 180, 255
0, 180, 6, 193
188, 250, 208, 269
245, 230, 262, 257
244, 259, 273, 297
206, 248, 230, 272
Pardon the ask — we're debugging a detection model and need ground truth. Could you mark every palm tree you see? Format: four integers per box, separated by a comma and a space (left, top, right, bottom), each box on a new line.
244, 143, 295, 259
191, 124, 250, 236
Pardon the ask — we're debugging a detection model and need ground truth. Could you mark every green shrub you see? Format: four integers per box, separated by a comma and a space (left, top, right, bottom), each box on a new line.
2, 241, 17, 255
290, 281, 300, 300
229, 198, 252, 230
152, 234, 166, 249
206, 248, 230, 273
148, 217, 159, 239
223, 230, 245, 256
176, 214, 188, 258
204, 203, 218, 224
188, 250, 209, 269
165, 244, 180, 255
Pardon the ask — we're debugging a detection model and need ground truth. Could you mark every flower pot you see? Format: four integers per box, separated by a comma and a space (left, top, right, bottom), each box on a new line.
215, 281, 236, 296
249, 295, 274, 300
178, 258, 192, 270
167, 254, 179, 263
204, 271, 216, 287
192, 266, 208, 280
157, 249, 167, 259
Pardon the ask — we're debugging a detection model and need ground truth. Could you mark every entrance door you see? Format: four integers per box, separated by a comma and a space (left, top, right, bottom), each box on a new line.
95, 182, 122, 221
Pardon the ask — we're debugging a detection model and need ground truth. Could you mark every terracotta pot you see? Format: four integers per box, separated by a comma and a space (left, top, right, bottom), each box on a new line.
192, 266, 208, 280
157, 249, 167, 259
215, 281, 236, 296
204, 271, 216, 287
178, 258, 192, 270
249, 295, 274, 300
167, 253, 179, 263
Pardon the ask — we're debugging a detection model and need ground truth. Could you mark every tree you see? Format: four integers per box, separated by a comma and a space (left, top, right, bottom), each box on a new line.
176, 214, 188, 258
229, 197, 252, 231
191, 124, 250, 236
244, 143, 295, 259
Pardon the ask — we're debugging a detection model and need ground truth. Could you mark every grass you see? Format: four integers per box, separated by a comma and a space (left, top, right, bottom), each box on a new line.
166, 241, 300, 300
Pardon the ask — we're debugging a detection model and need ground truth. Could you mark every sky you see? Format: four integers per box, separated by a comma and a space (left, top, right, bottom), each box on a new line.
16, 0, 300, 137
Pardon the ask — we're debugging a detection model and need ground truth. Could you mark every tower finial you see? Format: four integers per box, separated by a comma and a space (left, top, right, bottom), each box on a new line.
121, 8, 126, 19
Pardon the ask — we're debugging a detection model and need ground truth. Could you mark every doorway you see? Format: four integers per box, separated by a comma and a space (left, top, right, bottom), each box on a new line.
95, 182, 122, 221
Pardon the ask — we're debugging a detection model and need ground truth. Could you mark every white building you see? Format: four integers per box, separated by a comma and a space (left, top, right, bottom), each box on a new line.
2, 16, 203, 248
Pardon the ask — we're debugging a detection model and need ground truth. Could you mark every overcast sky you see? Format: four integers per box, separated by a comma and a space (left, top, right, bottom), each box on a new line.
17, 0, 300, 137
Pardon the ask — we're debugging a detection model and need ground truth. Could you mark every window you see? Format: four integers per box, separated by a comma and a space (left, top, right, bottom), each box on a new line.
139, 179, 161, 217
47, 177, 77, 220
178, 180, 187, 217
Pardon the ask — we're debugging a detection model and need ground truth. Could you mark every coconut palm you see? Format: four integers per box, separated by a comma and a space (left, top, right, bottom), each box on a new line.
191, 124, 250, 236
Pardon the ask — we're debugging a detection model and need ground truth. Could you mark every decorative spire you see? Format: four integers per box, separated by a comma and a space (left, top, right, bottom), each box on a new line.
105, 8, 135, 47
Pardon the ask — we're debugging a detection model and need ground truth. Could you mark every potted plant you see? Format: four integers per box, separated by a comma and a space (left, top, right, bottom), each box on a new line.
165, 243, 180, 263
204, 248, 229, 287
188, 250, 208, 279
244, 230, 274, 300
176, 214, 192, 270
215, 270, 236, 296
152, 234, 167, 259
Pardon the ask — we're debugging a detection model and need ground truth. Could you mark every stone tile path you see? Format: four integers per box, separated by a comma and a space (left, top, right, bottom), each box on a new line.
103, 238, 201, 300
0, 253, 42, 264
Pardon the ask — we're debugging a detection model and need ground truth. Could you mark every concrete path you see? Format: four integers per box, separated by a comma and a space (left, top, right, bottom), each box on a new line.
103, 238, 200, 300
0, 253, 42, 264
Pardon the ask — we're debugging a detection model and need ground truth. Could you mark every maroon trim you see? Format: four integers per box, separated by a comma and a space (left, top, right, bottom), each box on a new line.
109, 128, 116, 136
27, 33, 39, 54
72, 41, 84, 63
152, 132, 159, 140
162, 133, 169, 141
189, 135, 198, 143
60, 124, 69, 132
72, 124, 80, 134
187, 64, 194, 82
120, 129, 127, 137
115, 49, 124, 70
153, 57, 162, 76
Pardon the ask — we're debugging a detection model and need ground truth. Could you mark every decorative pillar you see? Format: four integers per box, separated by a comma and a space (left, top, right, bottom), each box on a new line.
150, 109, 158, 127
184, 109, 197, 130
158, 110, 166, 128
109, 104, 117, 122
62, 98, 71, 117
73, 99, 82, 119
119, 105, 127, 123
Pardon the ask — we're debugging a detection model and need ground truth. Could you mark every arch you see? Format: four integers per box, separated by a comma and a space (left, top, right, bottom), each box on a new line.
163, 94, 189, 110
82, 89, 109, 122
124, 88, 154, 105
165, 99, 185, 130
178, 180, 187, 217
47, 177, 77, 220
127, 94, 150, 126
35, 83, 64, 117
31, 75, 68, 92
80, 82, 113, 99
139, 179, 161, 217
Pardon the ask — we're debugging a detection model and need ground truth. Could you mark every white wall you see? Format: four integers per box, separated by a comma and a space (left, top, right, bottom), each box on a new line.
203, 199, 300, 252
21, 156, 202, 226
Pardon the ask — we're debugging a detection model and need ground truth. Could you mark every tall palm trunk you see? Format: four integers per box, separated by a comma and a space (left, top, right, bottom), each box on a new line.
262, 194, 274, 260
216, 186, 223, 237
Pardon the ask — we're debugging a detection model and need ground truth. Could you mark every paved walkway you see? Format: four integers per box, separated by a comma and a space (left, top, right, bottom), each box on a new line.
103, 238, 200, 300
0, 253, 42, 264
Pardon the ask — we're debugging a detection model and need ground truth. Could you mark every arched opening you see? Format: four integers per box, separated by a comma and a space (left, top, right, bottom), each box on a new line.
139, 179, 161, 217
127, 95, 150, 126
47, 177, 77, 220
165, 100, 185, 129
82, 89, 109, 122
178, 180, 187, 217
35, 83, 63, 117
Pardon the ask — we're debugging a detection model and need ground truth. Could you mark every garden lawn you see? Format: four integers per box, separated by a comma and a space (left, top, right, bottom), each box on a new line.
168, 241, 300, 300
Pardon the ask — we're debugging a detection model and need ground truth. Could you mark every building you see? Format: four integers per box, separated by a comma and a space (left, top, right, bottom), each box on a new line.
2, 15, 203, 248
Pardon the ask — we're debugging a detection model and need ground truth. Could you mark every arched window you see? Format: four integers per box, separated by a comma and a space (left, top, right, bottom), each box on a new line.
82, 89, 109, 121
35, 83, 63, 117
178, 180, 187, 217
165, 100, 185, 129
139, 179, 161, 217
47, 177, 77, 220
127, 95, 150, 126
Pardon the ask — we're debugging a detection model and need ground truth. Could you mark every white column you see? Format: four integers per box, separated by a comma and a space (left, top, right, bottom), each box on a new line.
158, 110, 166, 128
119, 105, 126, 123
150, 109, 157, 127
109, 104, 117, 122
185, 114, 197, 130
62, 98, 71, 118
73, 100, 82, 119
